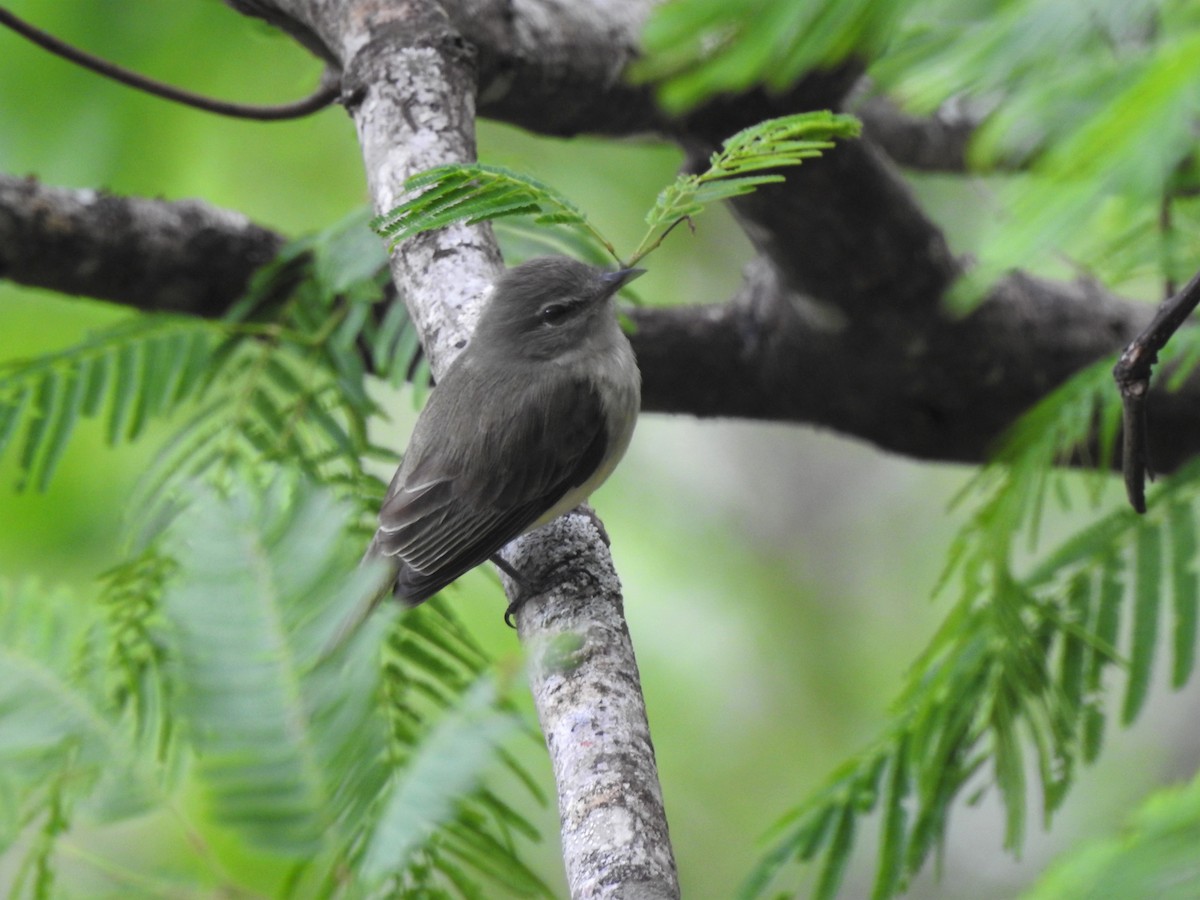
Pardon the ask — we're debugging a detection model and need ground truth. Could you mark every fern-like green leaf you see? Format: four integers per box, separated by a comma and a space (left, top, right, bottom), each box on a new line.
161, 478, 394, 856
131, 309, 386, 534
814, 803, 857, 900
1123, 524, 1163, 725
636, 0, 909, 112
431, 809, 551, 897
98, 547, 176, 747
992, 686, 1027, 852
690, 174, 786, 205
1168, 502, 1198, 688
106, 339, 142, 444
80, 349, 110, 417
871, 743, 909, 900
1023, 504, 1139, 589
966, 30, 1200, 309
0, 385, 27, 458
362, 677, 516, 879
17, 372, 58, 487
1058, 573, 1091, 720
32, 368, 82, 492
1088, 550, 1126, 691
370, 164, 616, 262
0, 582, 118, 777
0, 318, 218, 493
0, 580, 164, 885
372, 115, 856, 275
368, 298, 416, 385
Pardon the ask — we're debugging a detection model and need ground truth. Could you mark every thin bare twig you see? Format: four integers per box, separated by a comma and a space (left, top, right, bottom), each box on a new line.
0, 5, 337, 120
1113, 267, 1200, 512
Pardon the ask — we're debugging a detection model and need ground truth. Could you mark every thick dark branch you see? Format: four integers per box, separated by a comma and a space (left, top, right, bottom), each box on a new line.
447, 0, 663, 138
854, 95, 976, 172
0, 173, 282, 316
726, 140, 960, 315
227, 0, 666, 138
632, 259, 1200, 470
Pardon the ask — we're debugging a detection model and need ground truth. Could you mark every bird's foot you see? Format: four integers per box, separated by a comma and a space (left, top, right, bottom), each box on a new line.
490, 553, 531, 628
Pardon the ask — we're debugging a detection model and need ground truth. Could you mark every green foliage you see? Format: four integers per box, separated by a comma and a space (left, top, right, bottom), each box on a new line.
372, 164, 619, 265
635, 0, 913, 112
0, 477, 544, 898
0, 209, 409, 526
0, 317, 217, 492
371, 112, 860, 271
743, 328, 1200, 899
1023, 768, 1200, 899
897, 0, 1200, 307
160, 478, 392, 857
0, 210, 552, 897
363, 678, 517, 880
933, 14, 1200, 306
637, 0, 1200, 306
379, 597, 550, 897
0, 579, 153, 899
886, 0, 1200, 307
872, 0, 1200, 172
98, 545, 178, 755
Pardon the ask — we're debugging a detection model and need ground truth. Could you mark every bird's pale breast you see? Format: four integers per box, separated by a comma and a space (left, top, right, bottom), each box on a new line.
527, 336, 640, 530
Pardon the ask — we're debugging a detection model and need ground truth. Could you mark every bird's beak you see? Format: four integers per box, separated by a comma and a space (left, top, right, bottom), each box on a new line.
600, 267, 646, 294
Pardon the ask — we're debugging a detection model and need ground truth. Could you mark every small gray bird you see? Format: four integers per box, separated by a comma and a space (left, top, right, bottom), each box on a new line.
366, 256, 644, 614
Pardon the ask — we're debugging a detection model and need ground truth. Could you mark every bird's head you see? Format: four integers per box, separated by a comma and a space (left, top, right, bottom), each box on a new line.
474, 256, 644, 360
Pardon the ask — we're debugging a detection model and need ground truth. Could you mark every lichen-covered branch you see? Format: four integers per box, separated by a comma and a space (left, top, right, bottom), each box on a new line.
507, 511, 678, 899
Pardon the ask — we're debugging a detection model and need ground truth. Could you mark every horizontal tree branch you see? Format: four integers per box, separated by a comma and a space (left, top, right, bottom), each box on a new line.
633, 258, 1200, 470
228, 0, 665, 138
233, 0, 976, 170
5, 173, 1195, 473
0, 174, 283, 317
3, 0, 1190, 476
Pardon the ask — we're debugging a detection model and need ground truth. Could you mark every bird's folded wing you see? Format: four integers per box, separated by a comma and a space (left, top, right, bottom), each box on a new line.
374, 375, 609, 600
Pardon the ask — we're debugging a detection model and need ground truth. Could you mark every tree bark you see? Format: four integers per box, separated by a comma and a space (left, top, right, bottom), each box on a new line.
0, 174, 283, 317
509, 511, 678, 900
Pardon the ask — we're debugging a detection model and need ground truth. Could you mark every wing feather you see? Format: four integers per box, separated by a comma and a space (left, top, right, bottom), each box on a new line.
371, 360, 609, 604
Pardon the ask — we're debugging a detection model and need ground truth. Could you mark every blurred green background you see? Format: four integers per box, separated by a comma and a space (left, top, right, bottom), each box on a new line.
2, 2, 1197, 897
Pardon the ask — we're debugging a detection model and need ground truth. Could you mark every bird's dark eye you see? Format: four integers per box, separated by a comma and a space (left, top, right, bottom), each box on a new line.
539, 302, 571, 325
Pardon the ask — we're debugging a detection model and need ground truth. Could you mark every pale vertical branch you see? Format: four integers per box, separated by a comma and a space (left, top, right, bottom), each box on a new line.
332, 0, 503, 367
508, 511, 679, 900
221, 1, 677, 895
